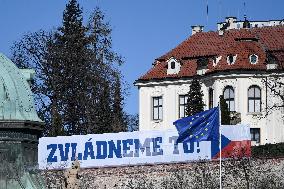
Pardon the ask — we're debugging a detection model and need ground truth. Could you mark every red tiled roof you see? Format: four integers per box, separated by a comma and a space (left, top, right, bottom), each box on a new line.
272, 51, 284, 69
138, 26, 284, 81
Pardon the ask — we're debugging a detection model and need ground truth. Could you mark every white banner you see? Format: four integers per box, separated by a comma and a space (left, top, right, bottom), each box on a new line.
38, 130, 211, 170
38, 125, 251, 170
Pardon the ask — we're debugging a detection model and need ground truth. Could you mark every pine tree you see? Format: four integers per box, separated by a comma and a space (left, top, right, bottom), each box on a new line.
186, 79, 205, 116
86, 7, 125, 134
95, 79, 113, 134
219, 95, 231, 125
112, 74, 127, 132
11, 1, 126, 136
53, 0, 88, 135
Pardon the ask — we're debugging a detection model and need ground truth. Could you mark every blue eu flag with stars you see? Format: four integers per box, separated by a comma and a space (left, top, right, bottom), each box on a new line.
174, 107, 220, 143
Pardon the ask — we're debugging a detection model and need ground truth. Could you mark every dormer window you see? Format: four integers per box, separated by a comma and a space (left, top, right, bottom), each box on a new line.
266, 53, 278, 70
196, 57, 209, 75
249, 54, 258, 64
166, 57, 181, 75
213, 56, 222, 67
228, 55, 234, 64
227, 54, 237, 65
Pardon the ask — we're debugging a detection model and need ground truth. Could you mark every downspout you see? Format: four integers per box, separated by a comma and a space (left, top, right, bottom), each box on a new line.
265, 76, 268, 144
265, 76, 268, 115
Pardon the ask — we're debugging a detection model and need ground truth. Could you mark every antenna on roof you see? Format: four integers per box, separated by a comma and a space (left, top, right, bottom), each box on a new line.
206, 0, 209, 26
243, 0, 247, 19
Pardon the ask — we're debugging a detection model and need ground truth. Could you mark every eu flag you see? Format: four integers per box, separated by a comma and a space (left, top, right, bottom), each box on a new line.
174, 107, 219, 143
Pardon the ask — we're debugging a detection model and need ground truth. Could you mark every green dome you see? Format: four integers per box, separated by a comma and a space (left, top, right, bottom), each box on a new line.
0, 53, 42, 122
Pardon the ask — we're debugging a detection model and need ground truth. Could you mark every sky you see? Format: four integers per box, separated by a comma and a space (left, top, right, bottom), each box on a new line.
0, 0, 283, 115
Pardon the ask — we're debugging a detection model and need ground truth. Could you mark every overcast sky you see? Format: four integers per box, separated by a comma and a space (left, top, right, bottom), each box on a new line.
0, 0, 283, 115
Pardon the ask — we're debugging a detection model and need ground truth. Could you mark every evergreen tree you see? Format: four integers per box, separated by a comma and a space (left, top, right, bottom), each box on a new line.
186, 79, 205, 116
86, 8, 125, 134
96, 79, 113, 134
219, 95, 231, 125
53, 0, 88, 135
11, 1, 126, 136
112, 74, 127, 132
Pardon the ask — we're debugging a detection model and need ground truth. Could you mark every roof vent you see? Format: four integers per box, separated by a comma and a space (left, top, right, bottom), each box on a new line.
191, 25, 204, 35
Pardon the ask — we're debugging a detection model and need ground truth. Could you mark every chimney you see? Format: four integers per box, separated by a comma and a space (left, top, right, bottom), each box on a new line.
219, 29, 224, 36
191, 25, 204, 35
225, 17, 237, 25
243, 15, 251, 29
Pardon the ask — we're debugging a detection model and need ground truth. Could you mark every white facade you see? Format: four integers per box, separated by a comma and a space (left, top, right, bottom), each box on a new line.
136, 73, 284, 145
217, 17, 284, 31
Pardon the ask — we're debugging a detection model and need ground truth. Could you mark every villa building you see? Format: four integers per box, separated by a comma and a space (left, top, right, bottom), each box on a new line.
135, 17, 284, 145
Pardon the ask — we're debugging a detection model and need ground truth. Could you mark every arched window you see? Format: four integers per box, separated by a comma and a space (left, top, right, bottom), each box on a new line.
248, 86, 261, 112
223, 86, 235, 111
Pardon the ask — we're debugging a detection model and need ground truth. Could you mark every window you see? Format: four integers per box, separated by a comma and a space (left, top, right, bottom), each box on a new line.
249, 54, 258, 64
166, 57, 181, 75
248, 86, 261, 112
250, 128, 260, 144
179, 95, 188, 118
197, 58, 209, 69
213, 56, 222, 67
227, 54, 237, 65
171, 61, 175, 69
223, 86, 235, 111
209, 88, 214, 109
153, 96, 163, 120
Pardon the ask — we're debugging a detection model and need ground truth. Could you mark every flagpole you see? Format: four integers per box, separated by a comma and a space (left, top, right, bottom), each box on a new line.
218, 103, 222, 189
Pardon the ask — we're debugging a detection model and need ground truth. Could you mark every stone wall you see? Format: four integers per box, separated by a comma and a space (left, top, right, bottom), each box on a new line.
44, 158, 284, 189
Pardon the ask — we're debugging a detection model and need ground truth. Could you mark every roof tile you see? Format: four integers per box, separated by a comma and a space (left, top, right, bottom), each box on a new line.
139, 26, 284, 81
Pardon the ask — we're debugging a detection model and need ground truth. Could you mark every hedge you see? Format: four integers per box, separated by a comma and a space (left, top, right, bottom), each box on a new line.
252, 142, 284, 158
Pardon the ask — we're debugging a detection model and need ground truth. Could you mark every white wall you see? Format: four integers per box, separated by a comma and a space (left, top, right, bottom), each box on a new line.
136, 74, 284, 145
217, 20, 284, 30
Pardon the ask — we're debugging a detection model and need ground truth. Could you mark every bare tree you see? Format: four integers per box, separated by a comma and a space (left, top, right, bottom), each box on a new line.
262, 75, 284, 116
